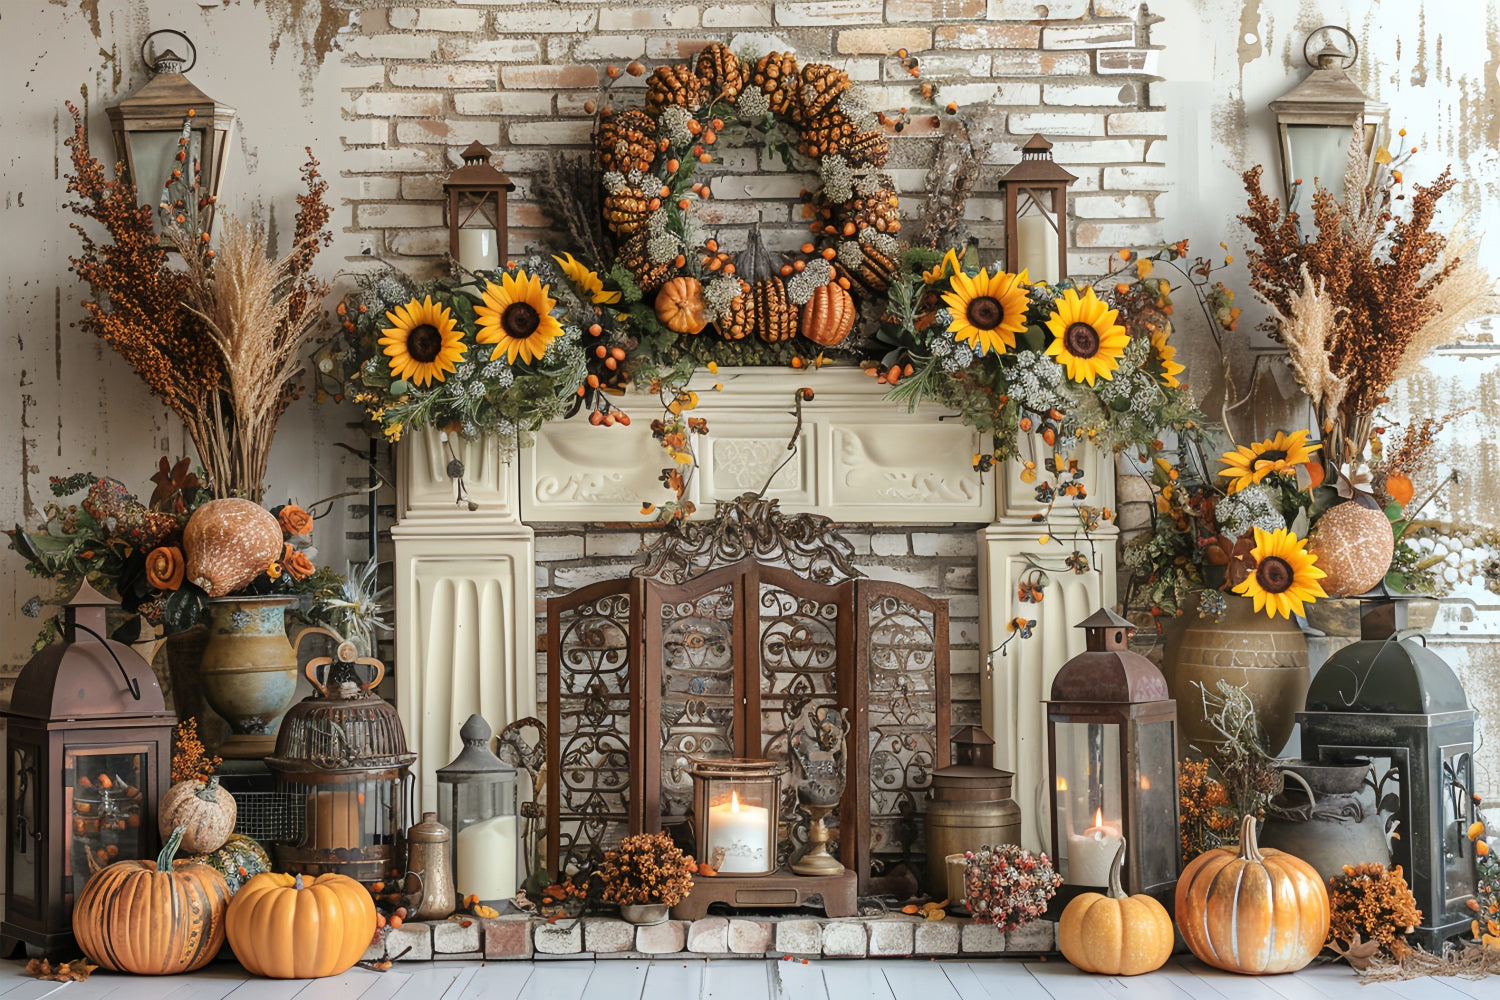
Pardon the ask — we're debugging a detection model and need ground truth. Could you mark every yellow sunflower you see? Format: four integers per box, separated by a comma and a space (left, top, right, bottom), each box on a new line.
1217, 429, 1320, 493
378, 295, 467, 387
940, 267, 1031, 355
1232, 526, 1327, 619
1043, 287, 1130, 385
1150, 329, 1185, 388
553, 252, 621, 305
475, 270, 565, 364
922, 248, 963, 285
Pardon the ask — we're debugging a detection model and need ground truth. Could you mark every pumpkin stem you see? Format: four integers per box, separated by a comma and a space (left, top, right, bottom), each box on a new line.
294, 873, 305, 891
1106, 838, 1128, 899
195, 774, 221, 801
1237, 813, 1263, 863
157, 826, 187, 869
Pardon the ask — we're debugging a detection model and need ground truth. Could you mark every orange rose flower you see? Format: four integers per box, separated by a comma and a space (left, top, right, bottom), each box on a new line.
277, 504, 314, 536
284, 549, 316, 581
145, 546, 185, 591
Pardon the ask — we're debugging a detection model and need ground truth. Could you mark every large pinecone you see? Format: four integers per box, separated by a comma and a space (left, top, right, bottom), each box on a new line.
695, 43, 747, 104
645, 64, 707, 116
603, 186, 652, 237
835, 179, 902, 235
753, 277, 799, 343
751, 52, 800, 116
618, 232, 675, 294
799, 109, 860, 160
716, 280, 757, 340
596, 110, 658, 174
796, 63, 852, 123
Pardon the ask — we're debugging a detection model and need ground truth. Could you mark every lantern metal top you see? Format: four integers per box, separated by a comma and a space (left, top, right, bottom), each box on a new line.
268, 659, 414, 774
998, 134, 1078, 187
436, 714, 516, 779
105, 31, 234, 128
1269, 25, 1386, 123
445, 141, 515, 193
1049, 609, 1168, 703
1305, 635, 1469, 716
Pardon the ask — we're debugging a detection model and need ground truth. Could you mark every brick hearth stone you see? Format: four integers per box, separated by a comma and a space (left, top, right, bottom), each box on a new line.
482, 917, 532, 959
960, 920, 1006, 954
775, 918, 823, 956
362, 923, 433, 963
1006, 920, 1056, 952
635, 919, 687, 954
726, 918, 774, 954
534, 919, 583, 955
820, 921, 868, 957
584, 917, 636, 954
867, 918, 915, 957
913, 918, 960, 955
686, 916, 728, 953
431, 919, 481, 959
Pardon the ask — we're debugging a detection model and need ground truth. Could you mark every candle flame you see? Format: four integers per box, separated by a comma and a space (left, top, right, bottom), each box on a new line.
1092, 806, 1103, 828
1056, 777, 1068, 792
730, 789, 741, 813
1140, 775, 1151, 790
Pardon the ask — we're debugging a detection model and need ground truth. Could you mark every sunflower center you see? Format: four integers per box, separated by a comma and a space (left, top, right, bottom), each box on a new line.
1257, 449, 1288, 463
966, 296, 1003, 331
1255, 555, 1295, 594
406, 324, 443, 363
1064, 322, 1100, 359
501, 302, 541, 339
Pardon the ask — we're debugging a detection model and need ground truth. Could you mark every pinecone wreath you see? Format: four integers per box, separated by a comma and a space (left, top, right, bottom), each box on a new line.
753, 277, 799, 343
618, 232, 676, 294
836, 178, 902, 235
796, 63, 852, 123
602, 184, 652, 237
717, 280, 757, 340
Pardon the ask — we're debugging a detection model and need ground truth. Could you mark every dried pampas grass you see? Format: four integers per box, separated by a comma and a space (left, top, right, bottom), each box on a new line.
1391, 224, 1500, 382
1270, 264, 1348, 422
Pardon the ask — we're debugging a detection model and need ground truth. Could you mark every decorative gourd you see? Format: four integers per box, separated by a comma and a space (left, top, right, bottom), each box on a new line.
1307, 500, 1395, 596
183, 498, 284, 597
1175, 814, 1329, 974
655, 276, 709, 335
800, 281, 856, 347
72, 826, 231, 975
226, 871, 377, 979
160, 774, 237, 853
753, 276, 799, 343
182, 833, 272, 896
1058, 840, 1173, 976
716, 279, 757, 341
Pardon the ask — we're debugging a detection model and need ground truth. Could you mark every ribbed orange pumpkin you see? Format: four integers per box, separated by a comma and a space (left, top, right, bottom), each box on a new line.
654, 276, 709, 334
1175, 814, 1329, 974
72, 826, 231, 975
800, 281, 856, 346
226, 871, 376, 979
159, 775, 237, 853
1058, 840, 1173, 976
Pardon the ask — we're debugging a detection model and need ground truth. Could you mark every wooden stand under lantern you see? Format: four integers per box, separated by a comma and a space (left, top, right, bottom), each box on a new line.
669, 869, 859, 920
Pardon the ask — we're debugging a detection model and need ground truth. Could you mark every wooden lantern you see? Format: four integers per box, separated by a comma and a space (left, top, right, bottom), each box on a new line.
999, 134, 1077, 285
445, 141, 515, 274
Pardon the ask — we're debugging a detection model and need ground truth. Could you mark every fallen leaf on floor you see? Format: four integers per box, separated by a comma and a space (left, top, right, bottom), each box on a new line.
26, 957, 98, 982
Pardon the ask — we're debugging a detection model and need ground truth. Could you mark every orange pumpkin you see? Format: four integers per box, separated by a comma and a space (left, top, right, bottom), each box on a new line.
1058, 840, 1173, 976
655, 276, 709, 334
1175, 814, 1329, 974
72, 826, 231, 975
226, 871, 376, 978
800, 281, 856, 346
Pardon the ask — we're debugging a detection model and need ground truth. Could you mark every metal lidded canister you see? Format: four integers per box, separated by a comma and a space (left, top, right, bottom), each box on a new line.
923, 726, 1021, 902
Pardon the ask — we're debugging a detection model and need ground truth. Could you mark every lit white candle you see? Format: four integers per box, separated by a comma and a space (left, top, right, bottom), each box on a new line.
456, 814, 518, 901
1066, 807, 1122, 886
706, 790, 771, 874
457, 228, 500, 273
1015, 211, 1060, 284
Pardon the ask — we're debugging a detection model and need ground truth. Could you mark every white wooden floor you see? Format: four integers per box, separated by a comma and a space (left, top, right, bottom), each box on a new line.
0, 956, 1490, 1000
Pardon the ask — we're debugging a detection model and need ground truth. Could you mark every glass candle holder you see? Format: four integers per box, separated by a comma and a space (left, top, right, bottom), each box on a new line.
689, 758, 785, 877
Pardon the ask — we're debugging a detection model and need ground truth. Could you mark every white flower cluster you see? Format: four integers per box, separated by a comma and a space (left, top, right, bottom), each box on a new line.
819, 155, 854, 204
836, 240, 864, 267
1214, 483, 1286, 540
1093, 339, 1155, 419
736, 87, 770, 120
929, 330, 976, 372
601, 171, 628, 194
1008, 350, 1073, 414
647, 234, 680, 263
483, 359, 515, 387
859, 228, 900, 259
702, 273, 743, 320
786, 258, 833, 305
836, 92, 878, 132
658, 105, 694, 145
854, 172, 888, 198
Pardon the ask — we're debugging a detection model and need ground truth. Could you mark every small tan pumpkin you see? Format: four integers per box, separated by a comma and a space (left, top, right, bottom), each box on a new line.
183, 498, 284, 597
1058, 840, 1173, 976
226, 871, 376, 979
72, 826, 231, 974
160, 774, 237, 854
800, 281, 856, 347
1175, 814, 1329, 974
1307, 500, 1395, 596
655, 276, 709, 335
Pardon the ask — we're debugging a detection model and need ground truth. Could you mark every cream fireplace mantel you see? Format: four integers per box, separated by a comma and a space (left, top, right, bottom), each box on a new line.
393, 367, 1115, 849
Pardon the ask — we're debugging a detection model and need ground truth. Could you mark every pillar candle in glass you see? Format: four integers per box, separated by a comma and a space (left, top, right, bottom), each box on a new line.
436, 715, 523, 903
689, 758, 785, 878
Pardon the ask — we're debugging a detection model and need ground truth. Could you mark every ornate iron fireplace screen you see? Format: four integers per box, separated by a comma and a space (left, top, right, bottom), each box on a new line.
545, 494, 950, 893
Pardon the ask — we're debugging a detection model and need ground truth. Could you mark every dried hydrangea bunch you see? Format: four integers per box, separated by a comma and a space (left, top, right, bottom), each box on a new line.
1326, 863, 1423, 961
962, 843, 1062, 930
597, 831, 697, 907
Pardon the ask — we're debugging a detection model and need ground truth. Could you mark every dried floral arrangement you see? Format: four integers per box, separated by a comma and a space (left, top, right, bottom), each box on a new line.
596, 831, 697, 907
1470, 808, 1498, 949
961, 843, 1062, 931
1192, 680, 1283, 822
1177, 757, 1236, 866
1326, 862, 1423, 963
65, 101, 330, 501
171, 716, 221, 785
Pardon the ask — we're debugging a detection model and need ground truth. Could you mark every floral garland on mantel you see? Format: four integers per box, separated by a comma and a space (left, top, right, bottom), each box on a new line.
321, 46, 1213, 566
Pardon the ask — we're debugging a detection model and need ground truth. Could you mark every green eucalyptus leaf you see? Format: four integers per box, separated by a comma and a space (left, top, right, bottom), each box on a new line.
1023, 325, 1047, 352
390, 379, 410, 396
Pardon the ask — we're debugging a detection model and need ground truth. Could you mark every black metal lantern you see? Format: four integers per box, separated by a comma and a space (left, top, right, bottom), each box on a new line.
1, 582, 175, 956
106, 30, 235, 240
999, 134, 1077, 284
1269, 25, 1388, 211
445, 141, 514, 274
435, 714, 522, 906
1046, 609, 1180, 906
1296, 591, 1478, 951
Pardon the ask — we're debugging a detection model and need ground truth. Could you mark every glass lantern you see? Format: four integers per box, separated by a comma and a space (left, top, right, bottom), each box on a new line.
689, 758, 785, 877
436, 715, 522, 905
444, 141, 514, 274
1046, 610, 1180, 906
999, 134, 1077, 284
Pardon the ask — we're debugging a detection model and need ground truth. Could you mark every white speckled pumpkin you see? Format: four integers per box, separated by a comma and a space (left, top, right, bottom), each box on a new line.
160, 775, 237, 854
183, 499, 284, 596
1307, 501, 1394, 597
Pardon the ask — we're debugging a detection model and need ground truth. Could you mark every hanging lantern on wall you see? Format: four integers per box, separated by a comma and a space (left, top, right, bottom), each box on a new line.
1045, 609, 1180, 907
1, 582, 176, 956
444, 140, 514, 274
105, 30, 235, 240
1269, 25, 1389, 212
1296, 590, 1478, 951
998, 133, 1077, 285
435, 714, 523, 907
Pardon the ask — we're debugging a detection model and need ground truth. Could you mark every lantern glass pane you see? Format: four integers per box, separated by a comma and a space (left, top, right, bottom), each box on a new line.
129, 129, 203, 237
8, 746, 39, 906
1442, 749, 1476, 906
1133, 718, 1177, 889
702, 776, 777, 875
1053, 721, 1123, 885
1015, 189, 1061, 286
1285, 124, 1353, 210
65, 746, 150, 900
